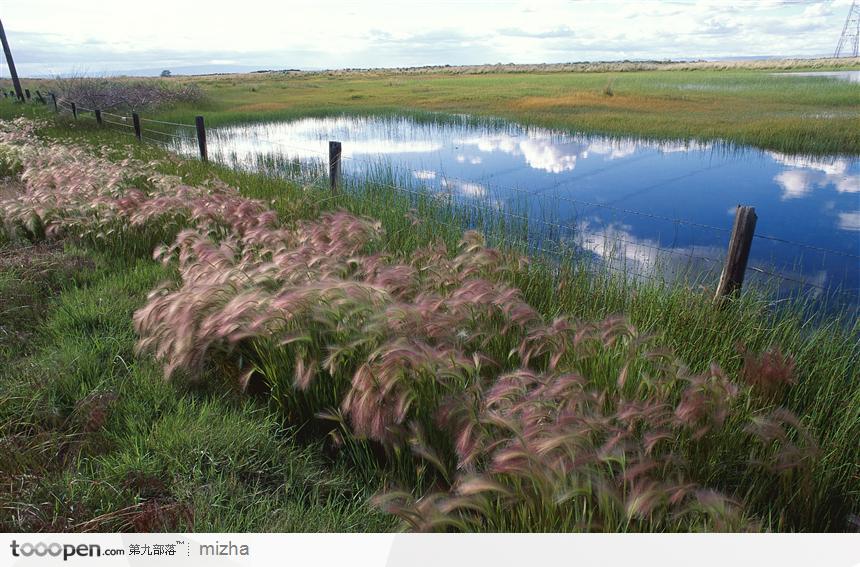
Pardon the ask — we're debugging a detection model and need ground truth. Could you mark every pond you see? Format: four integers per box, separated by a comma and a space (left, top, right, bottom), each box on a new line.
771, 70, 860, 83
169, 115, 860, 307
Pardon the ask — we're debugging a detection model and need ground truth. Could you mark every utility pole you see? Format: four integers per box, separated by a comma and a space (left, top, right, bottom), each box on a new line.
834, 1, 860, 58
0, 19, 24, 102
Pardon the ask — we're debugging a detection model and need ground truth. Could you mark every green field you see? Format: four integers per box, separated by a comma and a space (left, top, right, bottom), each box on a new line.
0, 63, 858, 533
6, 59, 860, 155
148, 62, 860, 156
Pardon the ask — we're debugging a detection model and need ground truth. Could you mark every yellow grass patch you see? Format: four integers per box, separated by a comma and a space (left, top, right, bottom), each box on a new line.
233, 101, 292, 112
512, 92, 708, 114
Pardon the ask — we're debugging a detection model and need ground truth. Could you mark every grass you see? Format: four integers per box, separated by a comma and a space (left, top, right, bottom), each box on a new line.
0, 99, 858, 533
0, 244, 393, 531
11, 58, 850, 156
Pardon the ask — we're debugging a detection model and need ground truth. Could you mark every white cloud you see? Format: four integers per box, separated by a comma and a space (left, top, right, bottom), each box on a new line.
574, 220, 723, 282
3, 0, 854, 75
774, 170, 814, 199
769, 153, 860, 200
838, 211, 860, 231
442, 178, 487, 198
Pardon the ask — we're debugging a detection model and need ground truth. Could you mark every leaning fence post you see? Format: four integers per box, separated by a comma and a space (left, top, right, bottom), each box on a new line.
714, 205, 757, 303
50, 92, 57, 112
24, 88, 30, 100
95, 109, 102, 126
132, 112, 141, 141
35, 90, 45, 104
195, 115, 208, 162
329, 141, 342, 193
71, 102, 77, 119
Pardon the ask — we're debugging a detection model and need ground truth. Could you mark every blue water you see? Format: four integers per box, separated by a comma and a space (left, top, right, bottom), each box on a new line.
171, 115, 860, 305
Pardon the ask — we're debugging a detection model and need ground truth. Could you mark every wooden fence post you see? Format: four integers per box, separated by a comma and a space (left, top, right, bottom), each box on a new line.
24, 88, 30, 100
714, 205, 757, 303
195, 115, 208, 162
329, 141, 342, 193
132, 112, 141, 141
35, 90, 45, 104
0, 18, 24, 102
95, 109, 102, 126
50, 92, 57, 112
71, 102, 77, 119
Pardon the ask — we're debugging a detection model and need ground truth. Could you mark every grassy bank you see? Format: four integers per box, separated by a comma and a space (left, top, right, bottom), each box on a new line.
1, 107, 858, 532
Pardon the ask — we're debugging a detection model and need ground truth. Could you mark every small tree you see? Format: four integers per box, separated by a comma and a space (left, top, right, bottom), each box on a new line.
160, 70, 172, 77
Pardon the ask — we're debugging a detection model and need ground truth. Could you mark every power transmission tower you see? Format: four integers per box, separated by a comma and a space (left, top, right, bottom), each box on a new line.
834, 1, 860, 58
0, 19, 24, 101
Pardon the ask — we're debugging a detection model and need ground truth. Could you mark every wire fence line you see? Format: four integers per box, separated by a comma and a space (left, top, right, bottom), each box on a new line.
22, 94, 859, 302
261, 140, 860, 261
139, 116, 197, 129
141, 127, 193, 141
357, 175, 724, 269
348, 176, 860, 303
103, 118, 134, 129
337, 179, 664, 284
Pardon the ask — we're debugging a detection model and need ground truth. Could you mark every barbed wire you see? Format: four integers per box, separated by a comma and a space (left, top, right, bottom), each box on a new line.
103, 118, 134, 129
338, 150, 860, 261
746, 265, 860, 300
101, 111, 130, 121
748, 233, 860, 260
205, 130, 859, 273
142, 127, 194, 141
37, 104, 860, 292
139, 117, 196, 129
332, 182, 660, 283
349, 175, 724, 272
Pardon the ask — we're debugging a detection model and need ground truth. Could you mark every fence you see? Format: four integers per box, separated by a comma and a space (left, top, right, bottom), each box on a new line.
5, 90, 859, 308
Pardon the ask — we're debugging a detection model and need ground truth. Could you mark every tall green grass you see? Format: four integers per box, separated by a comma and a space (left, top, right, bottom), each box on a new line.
0, 246, 393, 531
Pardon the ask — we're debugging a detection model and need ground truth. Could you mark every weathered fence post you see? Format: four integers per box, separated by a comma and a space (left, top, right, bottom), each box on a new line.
2, 92, 6, 98
0, 18, 25, 102
329, 141, 342, 193
132, 112, 141, 141
50, 92, 57, 112
195, 115, 208, 162
35, 90, 45, 104
714, 205, 757, 303
70, 102, 77, 119
24, 88, 30, 100
95, 109, 102, 126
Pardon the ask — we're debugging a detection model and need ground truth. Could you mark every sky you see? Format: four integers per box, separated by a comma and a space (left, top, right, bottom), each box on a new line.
1, 0, 858, 77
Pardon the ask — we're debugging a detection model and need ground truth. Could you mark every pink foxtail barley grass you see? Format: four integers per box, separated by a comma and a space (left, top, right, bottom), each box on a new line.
1, 117, 855, 532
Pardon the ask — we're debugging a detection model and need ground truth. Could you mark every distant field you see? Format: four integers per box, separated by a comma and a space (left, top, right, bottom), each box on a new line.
151, 58, 860, 156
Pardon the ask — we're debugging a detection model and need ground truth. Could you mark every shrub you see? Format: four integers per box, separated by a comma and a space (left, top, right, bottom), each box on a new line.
53, 75, 204, 112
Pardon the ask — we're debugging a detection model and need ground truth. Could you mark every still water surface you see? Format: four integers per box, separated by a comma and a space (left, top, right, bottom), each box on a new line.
171, 115, 860, 304
772, 70, 860, 83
